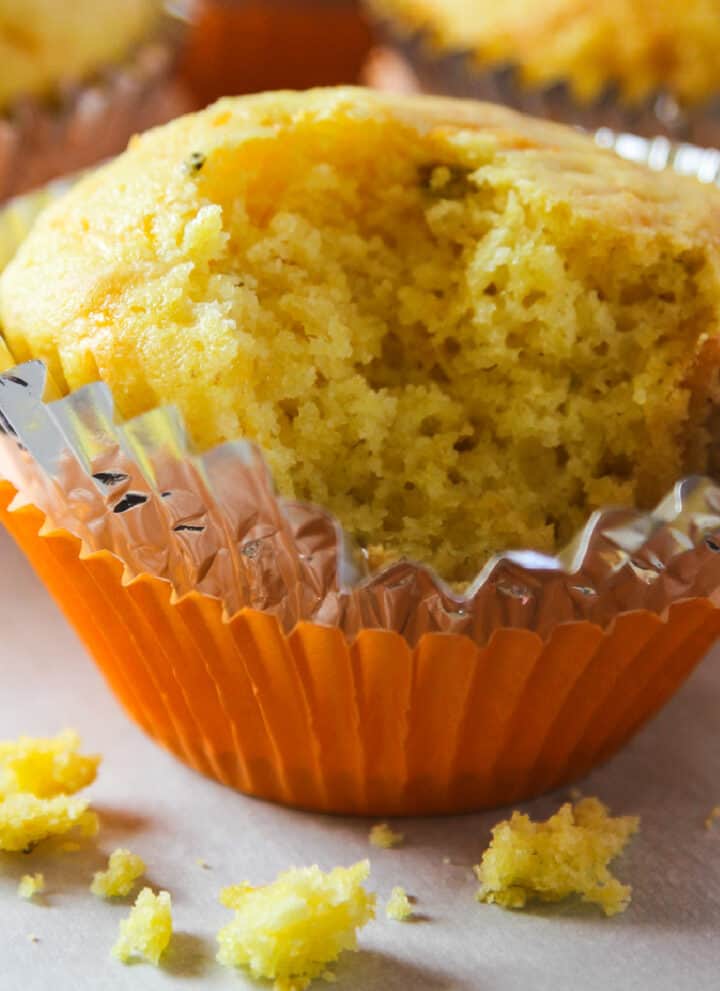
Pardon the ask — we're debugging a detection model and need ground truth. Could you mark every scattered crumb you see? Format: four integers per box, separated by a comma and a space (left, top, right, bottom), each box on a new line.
217, 861, 376, 990
196, 858, 210, 870
0, 793, 98, 852
92, 848, 145, 898
385, 886, 413, 921
112, 888, 173, 965
568, 787, 583, 802
27, 934, 39, 944
0, 730, 99, 799
705, 806, 720, 830
18, 873, 45, 899
442, 857, 451, 865
369, 823, 404, 849
475, 797, 639, 917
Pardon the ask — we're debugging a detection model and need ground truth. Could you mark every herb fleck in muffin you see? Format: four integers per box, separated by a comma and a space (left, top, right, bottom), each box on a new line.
2, 87, 720, 582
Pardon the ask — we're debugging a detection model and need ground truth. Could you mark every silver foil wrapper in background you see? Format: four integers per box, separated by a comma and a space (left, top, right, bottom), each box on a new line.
365, 14, 720, 149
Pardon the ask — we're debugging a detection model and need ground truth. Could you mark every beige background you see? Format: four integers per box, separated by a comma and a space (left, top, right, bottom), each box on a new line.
2, 524, 719, 990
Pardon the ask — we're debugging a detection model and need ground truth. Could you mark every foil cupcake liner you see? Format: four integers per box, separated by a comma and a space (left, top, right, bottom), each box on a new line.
1, 132, 720, 814
364, 14, 720, 147
0, 7, 190, 202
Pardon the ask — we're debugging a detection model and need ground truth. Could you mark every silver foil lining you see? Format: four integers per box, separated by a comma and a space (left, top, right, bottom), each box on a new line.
2, 360, 720, 646
368, 13, 720, 148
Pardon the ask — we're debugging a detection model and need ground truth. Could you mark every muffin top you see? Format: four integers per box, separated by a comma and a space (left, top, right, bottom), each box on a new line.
0, 0, 162, 111
2, 87, 720, 582
371, 0, 720, 106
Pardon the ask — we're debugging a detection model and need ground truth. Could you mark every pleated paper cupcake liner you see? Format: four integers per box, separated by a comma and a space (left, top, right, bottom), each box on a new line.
0, 7, 190, 202
3, 477, 720, 815
363, 14, 720, 147
1, 360, 720, 814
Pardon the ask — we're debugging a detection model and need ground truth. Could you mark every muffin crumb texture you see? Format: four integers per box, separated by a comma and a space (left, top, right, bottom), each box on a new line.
385, 886, 414, 920
3, 89, 720, 581
217, 860, 376, 990
92, 848, 146, 898
475, 798, 639, 916
18, 873, 45, 899
705, 805, 720, 830
0, 793, 98, 852
0, 730, 99, 799
369, 823, 404, 849
112, 888, 173, 965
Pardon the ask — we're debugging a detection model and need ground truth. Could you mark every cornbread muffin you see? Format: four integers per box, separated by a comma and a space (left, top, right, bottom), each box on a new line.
92, 848, 146, 898
475, 798, 639, 916
369, 0, 720, 107
113, 888, 173, 965
3, 89, 720, 581
217, 861, 375, 989
0, 0, 161, 111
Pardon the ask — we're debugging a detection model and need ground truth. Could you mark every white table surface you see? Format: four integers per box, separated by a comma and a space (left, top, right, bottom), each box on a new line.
2, 522, 720, 991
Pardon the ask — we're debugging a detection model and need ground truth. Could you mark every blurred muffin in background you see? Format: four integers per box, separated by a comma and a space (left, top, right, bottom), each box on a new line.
0, 0, 190, 200
181, 0, 373, 105
364, 0, 720, 145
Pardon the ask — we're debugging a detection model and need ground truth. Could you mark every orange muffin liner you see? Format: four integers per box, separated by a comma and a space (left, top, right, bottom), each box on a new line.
4, 478, 719, 816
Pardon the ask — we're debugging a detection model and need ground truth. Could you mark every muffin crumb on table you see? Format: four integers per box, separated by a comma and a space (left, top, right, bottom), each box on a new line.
369, 823, 404, 849
0, 730, 99, 799
112, 888, 173, 965
217, 861, 375, 990
385, 886, 414, 921
475, 798, 639, 917
17, 873, 45, 900
91, 848, 146, 899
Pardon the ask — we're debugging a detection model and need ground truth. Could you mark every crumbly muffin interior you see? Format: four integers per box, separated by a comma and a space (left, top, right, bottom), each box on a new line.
2, 93, 720, 582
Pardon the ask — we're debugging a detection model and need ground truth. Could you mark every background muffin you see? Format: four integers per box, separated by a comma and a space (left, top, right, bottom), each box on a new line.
2, 88, 720, 583
0, 0, 188, 200
365, 0, 720, 143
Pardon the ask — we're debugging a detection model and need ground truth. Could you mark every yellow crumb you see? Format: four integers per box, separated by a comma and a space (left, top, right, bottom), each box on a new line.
0, 730, 99, 799
705, 805, 720, 830
385, 886, 413, 921
18, 873, 45, 899
475, 797, 639, 917
369, 823, 404, 850
27, 933, 39, 944
196, 858, 210, 870
112, 888, 172, 965
91, 848, 145, 898
0, 793, 98, 852
217, 861, 375, 990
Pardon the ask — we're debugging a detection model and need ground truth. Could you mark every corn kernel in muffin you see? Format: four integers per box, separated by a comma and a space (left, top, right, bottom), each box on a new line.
475, 797, 639, 916
92, 848, 146, 898
4, 89, 720, 581
0, 730, 99, 799
18, 873, 45, 899
217, 860, 375, 990
113, 888, 172, 965
0, 793, 98, 852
